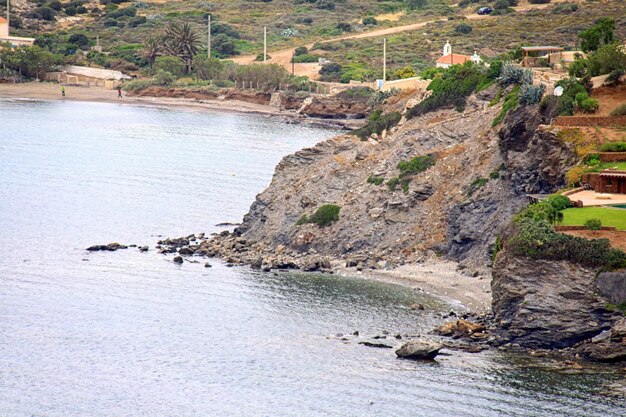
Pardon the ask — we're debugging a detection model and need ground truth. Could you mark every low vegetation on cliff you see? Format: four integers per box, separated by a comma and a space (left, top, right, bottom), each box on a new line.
296, 204, 341, 227
504, 197, 626, 271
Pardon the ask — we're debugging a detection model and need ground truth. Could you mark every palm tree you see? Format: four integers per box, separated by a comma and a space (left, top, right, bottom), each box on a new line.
142, 36, 162, 66
163, 22, 200, 73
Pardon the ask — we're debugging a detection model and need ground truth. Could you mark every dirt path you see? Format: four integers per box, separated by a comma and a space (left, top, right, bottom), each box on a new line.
233, 0, 569, 79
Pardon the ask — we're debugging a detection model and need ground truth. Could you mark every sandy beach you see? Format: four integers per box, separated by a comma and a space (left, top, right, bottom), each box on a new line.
0, 81, 300, 119
338, 260, 492, 313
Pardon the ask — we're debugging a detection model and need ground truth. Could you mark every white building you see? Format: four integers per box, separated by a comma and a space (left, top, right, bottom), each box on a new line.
436, 41, 481, 69
0, 16, 35, 47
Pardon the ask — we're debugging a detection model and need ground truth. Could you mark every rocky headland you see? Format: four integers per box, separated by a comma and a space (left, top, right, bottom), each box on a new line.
103, 83, 626, 363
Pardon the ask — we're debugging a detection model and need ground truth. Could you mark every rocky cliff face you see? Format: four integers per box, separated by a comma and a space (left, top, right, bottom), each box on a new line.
491, 251, 614, 349
491, 250, 626, 360
206, 88, 577, 273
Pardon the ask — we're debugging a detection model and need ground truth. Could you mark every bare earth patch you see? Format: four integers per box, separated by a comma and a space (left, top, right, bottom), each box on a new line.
562, 229, 626, 252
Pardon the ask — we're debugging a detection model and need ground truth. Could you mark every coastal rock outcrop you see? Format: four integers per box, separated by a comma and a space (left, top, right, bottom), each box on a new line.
491, 250, 614, 349
207, 91, 578, 274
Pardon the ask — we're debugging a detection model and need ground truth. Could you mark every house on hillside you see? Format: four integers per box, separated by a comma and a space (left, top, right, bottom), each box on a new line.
436, 41, 481, 69
520, 46, 585, 70
0, 16, 35, 47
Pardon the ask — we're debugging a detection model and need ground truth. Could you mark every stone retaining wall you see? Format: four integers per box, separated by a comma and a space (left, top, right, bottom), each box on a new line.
599, 152, 626, 163
554, 116, 626, 127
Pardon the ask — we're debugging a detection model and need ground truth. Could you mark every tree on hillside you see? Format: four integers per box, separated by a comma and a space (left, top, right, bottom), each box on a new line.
0, 45, 58, 79
406, 0, 427, 10
192, 56, 225, 81
142, 36, 162, 66
162, 23, 200, 73
579, 17, 615, 52
153, 56, 185, 78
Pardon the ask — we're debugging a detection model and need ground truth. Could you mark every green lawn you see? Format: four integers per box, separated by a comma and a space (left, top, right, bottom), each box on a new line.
590, 162, 626, 172
561, 207, 626, 230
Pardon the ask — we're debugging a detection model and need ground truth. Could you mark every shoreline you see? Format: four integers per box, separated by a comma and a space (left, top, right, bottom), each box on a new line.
335, 260, 491, 313
2, 81, 492, 313
0, 82, 350, 129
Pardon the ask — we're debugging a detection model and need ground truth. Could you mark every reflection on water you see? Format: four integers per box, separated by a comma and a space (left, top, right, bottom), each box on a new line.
0, 99, 624, 417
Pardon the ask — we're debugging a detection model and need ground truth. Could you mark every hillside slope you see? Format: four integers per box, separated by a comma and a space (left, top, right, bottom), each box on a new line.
202, 86, 577, 274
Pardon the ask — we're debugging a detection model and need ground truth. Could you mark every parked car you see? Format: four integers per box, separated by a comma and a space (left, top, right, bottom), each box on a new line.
477, 7, 493, 15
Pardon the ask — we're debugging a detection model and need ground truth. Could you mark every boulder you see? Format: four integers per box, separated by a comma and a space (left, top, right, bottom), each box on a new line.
173, 256, 183, 264
395, 340, 443, 360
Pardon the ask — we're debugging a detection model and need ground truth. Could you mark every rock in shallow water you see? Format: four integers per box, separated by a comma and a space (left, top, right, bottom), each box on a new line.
86, 243, 128, 252
173, 256, 183, 264
395, 340, 443, 360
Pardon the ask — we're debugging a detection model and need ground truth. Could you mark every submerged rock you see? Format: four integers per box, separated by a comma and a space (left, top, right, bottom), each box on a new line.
359, 341, 393, 349
86, 243, 128, 252
395, 340, 443, 360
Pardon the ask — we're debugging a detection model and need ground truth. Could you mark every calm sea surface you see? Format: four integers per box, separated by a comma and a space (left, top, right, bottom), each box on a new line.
0, 99, 624, 417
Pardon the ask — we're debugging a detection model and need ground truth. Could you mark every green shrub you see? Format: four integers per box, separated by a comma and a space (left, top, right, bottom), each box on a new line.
585, 218, 602, 230
514, 201, 562, 225
154, 56, 185, 78
307, 204, 341, 227
407, 62, 488, 118
509, 217, 626, 270
609, 104, 626, 117
367, 175, 384, 186
454, 23, 473, 34
362, 17, 378, 25
293, 54, 319, 63
599, 142, 626, 152
492, 86, 520, 126
580, 97, 599, 113
545, 194, 572, 211
351, 111, 401, 140
586, 153, 601, 166
254, 51, 273, 61
153, 69, 176, 86
296, 214, 309, 226
489, 164, 505, 179
467, 177, 488, 196
397, 155, 436, 177
574, 91, 589, 104
387, 177, 400, 191
122, 79, 154, 92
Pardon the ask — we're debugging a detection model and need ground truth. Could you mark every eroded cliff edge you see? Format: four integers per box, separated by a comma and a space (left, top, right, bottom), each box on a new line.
203, 88, 574, 275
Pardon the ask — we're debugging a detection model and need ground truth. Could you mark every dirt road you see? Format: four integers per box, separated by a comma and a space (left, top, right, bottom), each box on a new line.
232, 0, 569, 79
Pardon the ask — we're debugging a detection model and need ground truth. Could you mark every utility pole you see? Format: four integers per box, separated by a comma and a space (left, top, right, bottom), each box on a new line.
6, 0, 10, 35
207, 14, 211, 59
263, 26, 267, 63
292, 50, 295, 75
383, 38, 387, 84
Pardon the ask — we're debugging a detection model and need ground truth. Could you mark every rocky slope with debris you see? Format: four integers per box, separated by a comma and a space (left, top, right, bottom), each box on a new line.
202, 86, 575, 275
